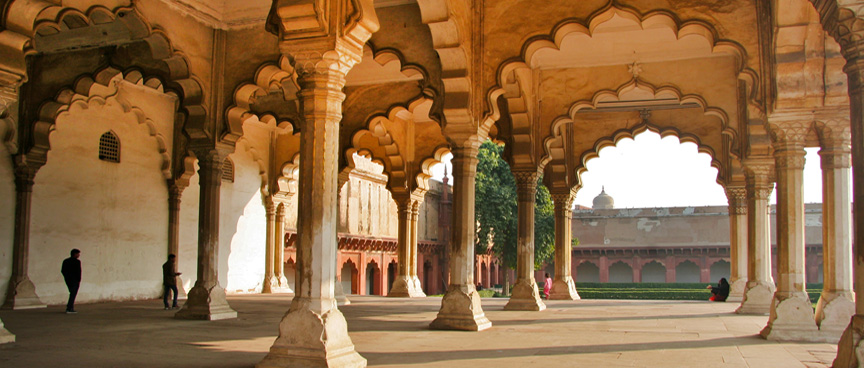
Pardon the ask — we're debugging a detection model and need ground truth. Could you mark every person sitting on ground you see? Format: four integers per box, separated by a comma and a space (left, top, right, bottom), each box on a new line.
707, 277, 730, 302
543, 273, 552, 299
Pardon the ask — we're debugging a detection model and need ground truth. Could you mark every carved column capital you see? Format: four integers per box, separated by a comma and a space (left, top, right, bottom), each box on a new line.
815, 120, 853, 168
768, 121, 809, 147
512, 170, 540, 202
275, 202, 287, 219
726, 187, 748, 215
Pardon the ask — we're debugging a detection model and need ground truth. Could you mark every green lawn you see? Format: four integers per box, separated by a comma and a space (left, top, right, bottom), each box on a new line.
574, 282, 823, 302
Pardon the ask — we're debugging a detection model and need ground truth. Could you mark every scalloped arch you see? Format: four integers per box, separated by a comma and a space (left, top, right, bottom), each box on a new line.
345, 44, 429, 86
225, 57, 298, 145
38, 67, 174, 178
487, 5, 756, 136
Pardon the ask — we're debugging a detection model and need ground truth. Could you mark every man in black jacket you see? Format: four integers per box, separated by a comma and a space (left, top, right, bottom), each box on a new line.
162, 254, 181, 310
61, 249, 81, 314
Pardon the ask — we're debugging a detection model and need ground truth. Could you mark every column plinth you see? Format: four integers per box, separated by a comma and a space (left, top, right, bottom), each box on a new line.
737, 162, 775, 315
504, 171, 545, 311
431, 143, 491, 330
2, 161, 45, 310
175, 150, 236, 321
549, 192, 579, 300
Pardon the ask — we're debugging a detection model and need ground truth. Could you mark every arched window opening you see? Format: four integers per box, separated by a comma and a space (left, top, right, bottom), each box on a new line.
98, 131, 120, 163
221, 158, 234, 183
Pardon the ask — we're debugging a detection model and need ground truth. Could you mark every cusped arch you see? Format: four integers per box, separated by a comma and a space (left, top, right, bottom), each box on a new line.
225, 57, 299, 145
346, 44, 429, 86
487, 5, 757, 138
35, 67, 174, 177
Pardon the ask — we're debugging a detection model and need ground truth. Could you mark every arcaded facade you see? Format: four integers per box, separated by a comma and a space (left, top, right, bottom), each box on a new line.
1, 0, 864, 366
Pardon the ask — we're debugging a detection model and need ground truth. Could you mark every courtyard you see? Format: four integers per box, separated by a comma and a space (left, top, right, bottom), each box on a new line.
0, 295, 836, 367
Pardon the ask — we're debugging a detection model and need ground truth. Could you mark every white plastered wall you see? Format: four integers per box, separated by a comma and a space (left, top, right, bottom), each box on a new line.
29, 82, 175, 305
220, 132, 267, 293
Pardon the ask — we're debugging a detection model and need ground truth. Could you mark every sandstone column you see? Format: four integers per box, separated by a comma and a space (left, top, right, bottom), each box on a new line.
430, 140, 492, 330
263, 199, 278, 293
175, 149, 237, 320
761, 124, 817, 340
167, 181, 187, 297
549, 191, 579, 300
274, 202, 290, 292
2, 160, 46, 310
504, 171, 546, 311
726, 186, 748, 303
834, 32, 864, 365
257, 7, 375, 362
736, 160, 775, 315
815, 121, 854, 340
389, 193, 426, 297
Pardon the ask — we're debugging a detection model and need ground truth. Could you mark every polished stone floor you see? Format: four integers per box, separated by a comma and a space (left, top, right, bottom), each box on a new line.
0, 294, 837, 367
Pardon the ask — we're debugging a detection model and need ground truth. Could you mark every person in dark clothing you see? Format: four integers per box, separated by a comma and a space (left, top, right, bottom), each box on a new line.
162, 254, 182, 310
707, 277, 730, 302
61, 249, 81, 314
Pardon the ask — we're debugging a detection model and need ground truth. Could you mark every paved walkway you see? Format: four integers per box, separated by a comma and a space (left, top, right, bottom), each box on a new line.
0, 295, 837, 367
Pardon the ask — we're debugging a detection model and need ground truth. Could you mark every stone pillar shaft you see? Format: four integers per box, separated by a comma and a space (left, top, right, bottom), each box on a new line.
727, 187, 748, 303
2, 162, 45, 309
274, 202, 289, 290
504, 171, 545, 311
761, 136, 817, 340
263, 200, 277, 293
549, 193, 579, 300
167, 183, 187, 297
736, 162, 775, 315
389, 195, 425, 297
430, 143, 491, 331
175, 150, 236, 320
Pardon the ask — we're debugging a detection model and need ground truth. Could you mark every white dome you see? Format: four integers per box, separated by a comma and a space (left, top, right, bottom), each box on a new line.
592, 187, 614, 209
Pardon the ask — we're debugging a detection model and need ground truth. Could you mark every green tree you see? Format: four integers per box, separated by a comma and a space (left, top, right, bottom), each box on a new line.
474, 140, 556, 271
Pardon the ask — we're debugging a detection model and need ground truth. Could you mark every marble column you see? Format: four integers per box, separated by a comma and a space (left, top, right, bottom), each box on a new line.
167, 181, 187, 297
389, 194, 426, 297
504, 171, 546, 311
175, 149, 236, 320
834, 40, 864, 367
726, 186, 748, 303
430, 141, 492, 331
549, 192, 579, 300
256, 52, 366, 367
274, 202, 290, 292
2, 160, 46, 310
762, 126, 817, 340
815, 122, 854, 340
263, 199, 278, 294
736, 161, 776, 315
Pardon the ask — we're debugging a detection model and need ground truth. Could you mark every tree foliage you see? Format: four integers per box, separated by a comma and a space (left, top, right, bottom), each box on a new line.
474, 140, 555, 270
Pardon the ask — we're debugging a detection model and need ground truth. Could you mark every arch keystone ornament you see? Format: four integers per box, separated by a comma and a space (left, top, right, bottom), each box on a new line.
257, 1, 378, 367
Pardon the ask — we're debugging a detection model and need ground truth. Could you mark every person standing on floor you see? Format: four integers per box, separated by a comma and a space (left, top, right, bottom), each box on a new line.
543, 272, 553, 299
162, 254, 182, 310
61, 249, 81, 314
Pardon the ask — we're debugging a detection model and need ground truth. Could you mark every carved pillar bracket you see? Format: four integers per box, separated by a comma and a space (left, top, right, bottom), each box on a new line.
812, 120, 855, 341
430, 138, 492, 331
389, 192, 426, 297
258, 3, 377, 366
175, 148, 237, 321
549, 190, 579, 301
504, 170, 545, 311
2, 158, 46, 310
726, 185, 748, 303
761, 123, 818, 341
736, 160, 776, 315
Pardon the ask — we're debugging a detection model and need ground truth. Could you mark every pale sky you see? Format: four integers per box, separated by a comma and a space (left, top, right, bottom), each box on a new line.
430, 130, 834, 209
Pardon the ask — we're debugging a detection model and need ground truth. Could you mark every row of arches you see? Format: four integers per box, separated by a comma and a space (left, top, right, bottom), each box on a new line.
574, 260, 731, 283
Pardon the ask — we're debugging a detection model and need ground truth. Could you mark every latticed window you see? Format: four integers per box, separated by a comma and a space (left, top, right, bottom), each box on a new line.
221, 158, 234, 182
98, 131, 120, 163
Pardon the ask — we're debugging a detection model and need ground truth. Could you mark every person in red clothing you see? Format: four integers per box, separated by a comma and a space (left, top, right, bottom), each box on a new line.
543, 273, 552, 299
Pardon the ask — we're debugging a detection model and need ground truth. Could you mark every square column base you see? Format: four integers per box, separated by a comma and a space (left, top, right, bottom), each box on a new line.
174, 283, 236, 321
2, 277, 46, 310
727, 278, 747, 303
736, 281, 774, 315
834, 314, 864, 367
262, 276, 280, 294
0, 319, 14, 344
760, 292, 820, 342
430, 286, 492, 331
388, 276, 426, 298
257, 303, 366, 368
815, 292, 855, 343
504, 279, 546, 311
549, 277, 580, 300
